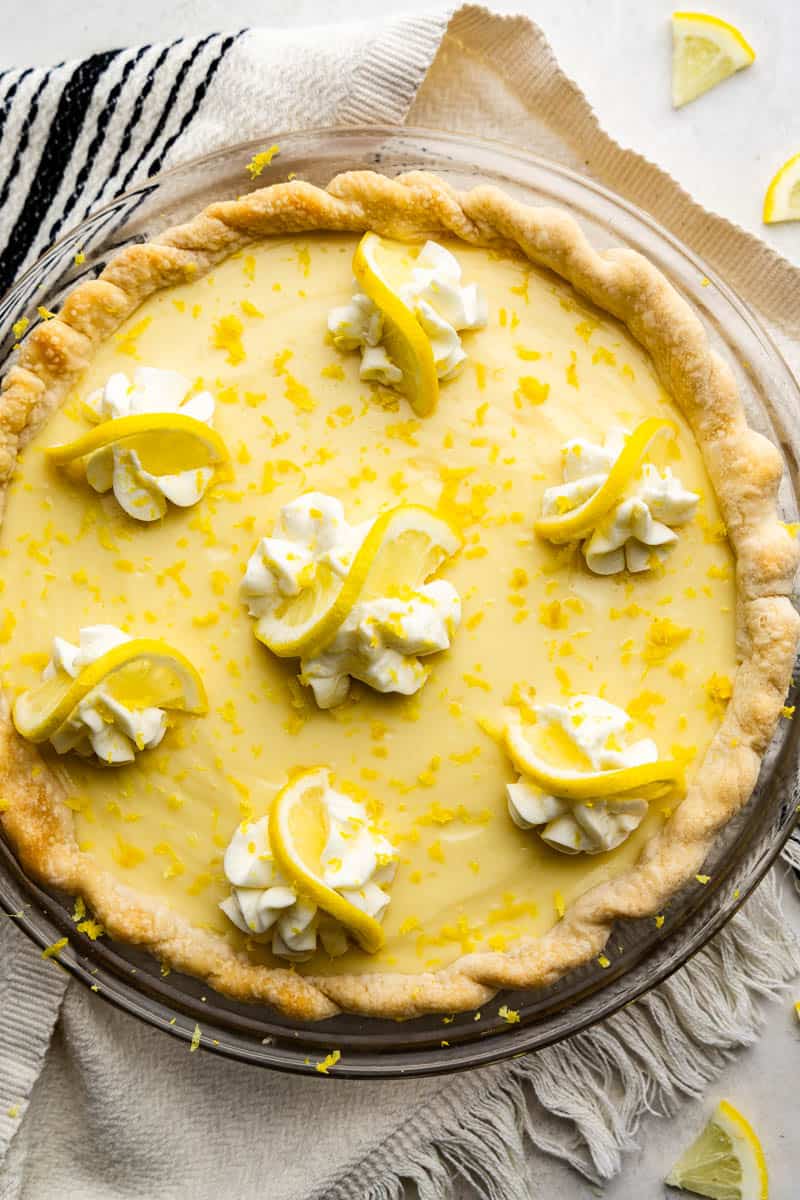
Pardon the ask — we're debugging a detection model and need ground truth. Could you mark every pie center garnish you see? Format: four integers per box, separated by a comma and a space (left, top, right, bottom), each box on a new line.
12, 625, 207, 764
220, 767, 397, 959
241, 492, 462, 708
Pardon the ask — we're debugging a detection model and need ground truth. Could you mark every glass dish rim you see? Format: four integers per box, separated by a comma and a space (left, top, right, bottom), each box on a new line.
0, 124, 798, 1079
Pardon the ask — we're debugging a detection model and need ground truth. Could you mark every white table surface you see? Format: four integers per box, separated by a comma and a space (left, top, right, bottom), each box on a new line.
2, 3, 799, 1197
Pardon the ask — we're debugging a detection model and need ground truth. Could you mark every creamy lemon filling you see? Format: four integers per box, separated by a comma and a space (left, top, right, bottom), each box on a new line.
539, 427, 699, 574
505, 695, 663, 854
81, 367, 218, 521
328, 239, 487, 385
0, 233, 738, 976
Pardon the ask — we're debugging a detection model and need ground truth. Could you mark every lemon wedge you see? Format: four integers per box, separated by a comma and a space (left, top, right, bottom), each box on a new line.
13, 638, 207, 744
763, 152, 800, 225
269, 768, 386, 953
665, 1100, 768, 1199
671, 13, 755, 109
255, 504, 460, 659
352, 232, 439, 417
45, 412, 231, 477
534, 418, 676, 543
504, 715, 682, 801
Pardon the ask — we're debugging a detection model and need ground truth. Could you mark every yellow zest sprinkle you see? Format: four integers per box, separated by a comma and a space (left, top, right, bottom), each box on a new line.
315, 1049, 341, 1074
190, 1024, 202, 1052
37, 306, 57, 321
498, 1005, 520, 1024
642, 617, 691, 666
74, 251, 86, 265
246, 145, 279, 179
782, 705, 795, 719
211, 314, 245, 366
72, 896, 86, 922
598, 954, 611, 968
114, 316, 151, 358
514, 376, 549, 407
41, 936, 68, 960
6, 1104, 19, 1119
76, 918, 105, 940
705, 673, 733, 719
12, 316, 29, 341
655, 915, 665, 929
696, 874, 711, 885
554, 890, 565, 919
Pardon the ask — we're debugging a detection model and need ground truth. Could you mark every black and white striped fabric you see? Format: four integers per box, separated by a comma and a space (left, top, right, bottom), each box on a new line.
0, 15, 451, 302
0, 34, 244, 297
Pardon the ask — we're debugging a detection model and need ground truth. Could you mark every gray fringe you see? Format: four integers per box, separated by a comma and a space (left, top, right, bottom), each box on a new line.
321, 868, 799, 1200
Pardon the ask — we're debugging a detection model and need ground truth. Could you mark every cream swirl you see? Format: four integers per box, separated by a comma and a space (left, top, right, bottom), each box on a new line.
540, 428, 699, 574
83, 366, 217, 522
328, 240, 487, 386
506, 695, 655, 854
44, 625, 167, 765
219, 770, 397, 960
241, 493, 462, 708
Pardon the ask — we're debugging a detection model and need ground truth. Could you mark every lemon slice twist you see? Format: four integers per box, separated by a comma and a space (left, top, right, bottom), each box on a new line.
504, 716, 682, 802
665, 1099, 768, 1200
13, 638, 208, 744
269, 768, 386, 953
45, 412, 232, 477
255, 504, 461, 660
352, 232, 439, 417
534, 417, 677, 544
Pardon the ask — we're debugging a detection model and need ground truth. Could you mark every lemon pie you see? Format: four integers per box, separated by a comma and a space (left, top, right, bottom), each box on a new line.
0, 171, 797, 1022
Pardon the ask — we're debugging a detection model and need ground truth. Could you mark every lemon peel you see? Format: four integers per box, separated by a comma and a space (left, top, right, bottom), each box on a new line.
534, 418, 676, 542
665, 1099, 768, 1199
504, 713, 682, 802
352, 232, 439, 417
671, 13, 755, 109
12, 638, 207, 745
269, 769, 386, 953
44, 412, 231, 478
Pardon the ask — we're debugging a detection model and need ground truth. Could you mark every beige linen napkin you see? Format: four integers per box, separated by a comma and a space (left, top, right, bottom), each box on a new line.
1, 8, 798, 1199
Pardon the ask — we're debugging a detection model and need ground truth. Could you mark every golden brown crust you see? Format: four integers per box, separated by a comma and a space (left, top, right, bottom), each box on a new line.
1, 171, 797, 1020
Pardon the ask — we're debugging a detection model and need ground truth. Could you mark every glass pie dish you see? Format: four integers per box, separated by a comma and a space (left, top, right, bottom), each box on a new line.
1, 126, 798, 1079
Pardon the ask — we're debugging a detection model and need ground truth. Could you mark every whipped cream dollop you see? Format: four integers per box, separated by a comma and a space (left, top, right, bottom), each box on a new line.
219, 770, 397, 960
540, 428, 699, 574
44, 625, 167, 765
506, 695, 655, 854
83, 366, 216, 522
328, 240, 488, 386
241, 492, 462, 708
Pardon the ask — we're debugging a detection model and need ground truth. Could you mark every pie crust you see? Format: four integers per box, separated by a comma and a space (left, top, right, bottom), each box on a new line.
0, 170, 797, 1021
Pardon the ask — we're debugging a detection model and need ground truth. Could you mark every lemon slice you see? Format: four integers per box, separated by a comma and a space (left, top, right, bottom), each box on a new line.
44, 412, 231, 477
504, 715, 682, 801
665, 1100, 768, 1199
255, 504, 460, 659
534, 418, 676, 543
13, 638, 207, 744
352, 232, 439, 417
671, 13, 755, 109
763, 153, 800, 225
269, 768, 385, 953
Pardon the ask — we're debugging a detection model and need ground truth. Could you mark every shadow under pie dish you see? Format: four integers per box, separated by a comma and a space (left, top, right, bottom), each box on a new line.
0, 167, 797, 1025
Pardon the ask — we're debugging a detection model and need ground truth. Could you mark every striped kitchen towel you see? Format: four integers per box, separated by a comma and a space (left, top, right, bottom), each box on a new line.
0, 14, 451, 298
